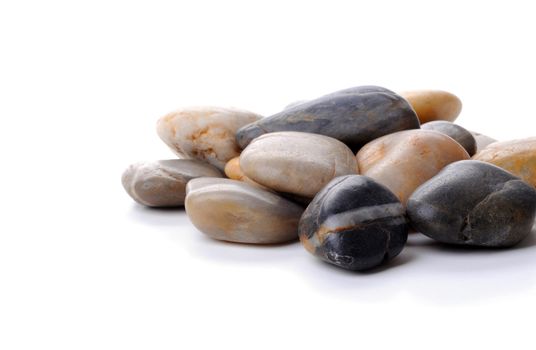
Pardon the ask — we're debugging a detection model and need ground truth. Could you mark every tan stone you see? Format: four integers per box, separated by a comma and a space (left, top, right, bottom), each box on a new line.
185, 178, 304, 244
400, 90, 462, 123
472, 137, 536, 187
356, 130, 470, 204
240, 132, 358, 198
156, 106, 262, 170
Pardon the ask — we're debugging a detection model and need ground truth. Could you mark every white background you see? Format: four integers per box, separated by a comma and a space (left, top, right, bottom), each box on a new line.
1, 1, 535, 349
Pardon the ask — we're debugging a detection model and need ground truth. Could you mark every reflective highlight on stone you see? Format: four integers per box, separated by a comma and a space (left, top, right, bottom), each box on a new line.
236, 86, 419, 151
122, 159, 223, 207
185, 178, 304, 244
299, 175, 408, 271
240, 132, 358, 198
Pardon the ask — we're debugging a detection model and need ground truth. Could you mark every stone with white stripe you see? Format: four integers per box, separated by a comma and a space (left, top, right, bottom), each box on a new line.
299, 175, 408, 271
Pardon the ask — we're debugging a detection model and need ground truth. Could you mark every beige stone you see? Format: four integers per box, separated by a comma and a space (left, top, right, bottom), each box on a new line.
185, 178, 304, 244
156, 106, 262, 170
472, 137, 536, 187
240, 132, 358, 198
224, 156, 265, 188
400, 90, 462, 124
356, 130, 470, 204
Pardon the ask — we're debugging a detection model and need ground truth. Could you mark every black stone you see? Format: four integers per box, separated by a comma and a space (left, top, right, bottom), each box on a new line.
407, 160, 536, 247
421, 120, 476, 156
236, 86, 420, 152
299, 175, 408, 271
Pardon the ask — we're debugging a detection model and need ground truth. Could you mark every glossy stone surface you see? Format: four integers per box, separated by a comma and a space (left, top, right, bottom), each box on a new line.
236, 86, 419, 151
421, 121, 477, 156
122, 159, 223, 207
356, 129, 470, 204
240, 132, 358, 198
185, 178, 304, 244
224, 156, 265, 188
407, 160, 536, 247
400, 90, 462, 123
157, 106, 262, 170
299, 175, 408, 271
472, 131, 497, 152
472, 137, 536, 187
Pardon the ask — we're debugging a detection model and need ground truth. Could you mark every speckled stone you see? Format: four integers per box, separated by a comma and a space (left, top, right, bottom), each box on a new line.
122, 159, 223, 207
185, 178, 304, 244
157, 106, 262, 170
471, 131, 497, 152
407, 160, 536, 247
472, 137, 536, 187
400, 90, 462, 123
356, 129, 470, 204
421, 121, 477, 156
299, 175, 408, 271
236, 86, 419, 151
240, 132, 358, 198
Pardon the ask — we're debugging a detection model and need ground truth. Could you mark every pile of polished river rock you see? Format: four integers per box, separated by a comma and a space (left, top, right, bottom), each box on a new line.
122, 86, 536, 271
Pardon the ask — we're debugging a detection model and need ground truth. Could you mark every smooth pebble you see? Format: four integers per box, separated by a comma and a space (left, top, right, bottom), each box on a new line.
421, 120, 477, 156
400, 90, 462, 123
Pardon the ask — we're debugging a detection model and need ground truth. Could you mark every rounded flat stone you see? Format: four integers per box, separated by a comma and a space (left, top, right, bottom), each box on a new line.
185, 178, 304, 244
236, 86, 419, 151
421, 120, 477, 156
356, 129, 470, 204
472, 137, 536, 187
240, 131, 358, 198
299, 175, 408, 271
400, 90, 462, 123
471, 131, 497, 152
157, 106, 262, 170
122, 159, 223, 207
407, 160, 536, 247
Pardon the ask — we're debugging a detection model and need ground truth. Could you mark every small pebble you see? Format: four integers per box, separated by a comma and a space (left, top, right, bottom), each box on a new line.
157, 106, 262, 170
299, 175, 408, 271
122, 159, 223, 207
400, 90, 462, 123
407, 160, 536, 247
240, 131, 358, 198
236, 86, 419, 151
471, 131, 497, 152
356, 129, 470, 204
472, 137, 536, 187
185, 178, 304, 244
421, 120, 477, 156
224, 156, 266, 188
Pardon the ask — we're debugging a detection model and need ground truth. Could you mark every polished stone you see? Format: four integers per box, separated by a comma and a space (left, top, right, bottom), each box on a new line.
407, 160, 536, 247
299, 175, 408, 271
422, 120, 477, 156
157, 106, 262, 170
400, 90, 462, 123
356, 129, 470, 204
122, 159, 223, 207
185, 178, 304, 244
240, 132, 358, 198
472, 131, 497, 152
472, 137, 536, 187
236, 86, 419, 151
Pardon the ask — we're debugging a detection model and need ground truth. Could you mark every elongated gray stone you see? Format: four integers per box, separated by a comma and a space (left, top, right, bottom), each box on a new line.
157, 106, 262, 170
299, 175, 408, 271
421, 120, 477, 156
240, 132, 358, 198
185, 178, 304, 244
122, 159, 223, 207
407, 160, 536, 247
471, 131, 497, 152
236, 86, 420, 151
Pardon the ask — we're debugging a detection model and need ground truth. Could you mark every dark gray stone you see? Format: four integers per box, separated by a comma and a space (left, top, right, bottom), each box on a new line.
421, 121, 477, 156
407, 160, 536, 247
236, 86, 420, 151
299, 175, 408, 271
